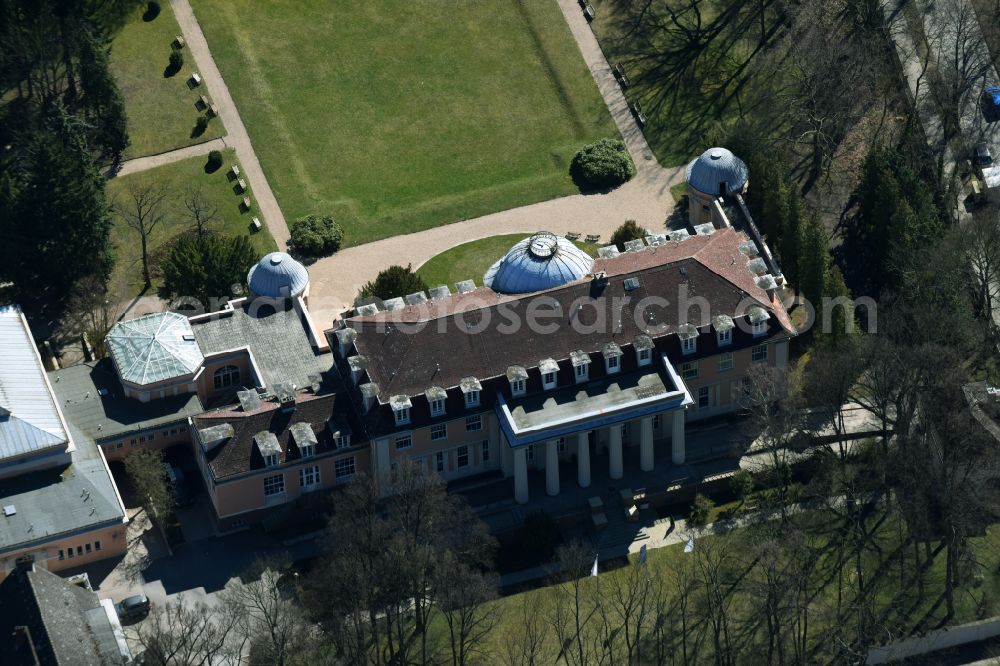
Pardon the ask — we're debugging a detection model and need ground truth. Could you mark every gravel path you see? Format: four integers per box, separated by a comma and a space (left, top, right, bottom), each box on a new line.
169, 0, 290, 248
106, 137, 226, 178
306, 0, 685, 326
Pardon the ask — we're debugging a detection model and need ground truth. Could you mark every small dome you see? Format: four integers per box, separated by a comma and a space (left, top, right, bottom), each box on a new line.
484, 232, 594, 294
247, 252, 309, 299
686, 147, 748, 196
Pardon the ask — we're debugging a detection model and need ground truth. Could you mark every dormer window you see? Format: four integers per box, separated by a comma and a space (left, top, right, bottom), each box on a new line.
634, 335, 653, 367
507, 366, 527, 397
290, 423, 317, 459
571, 350, 591, 383
335, 434, 351, 449
426, 386, 447, 417
678, 324, 698, 355
390, 395, 412, 426
460, 377, 482, 408
254, 431, 282, 469
602, 342, 623, 375
718, 328, 732, 345
539, 358, 559, 389
299, 445, 314, 459
748, 307, 770, 338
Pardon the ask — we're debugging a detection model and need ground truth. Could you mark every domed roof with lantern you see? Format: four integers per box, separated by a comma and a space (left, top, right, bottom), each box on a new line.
484, 232, 594, 295
247, 252, 309, 299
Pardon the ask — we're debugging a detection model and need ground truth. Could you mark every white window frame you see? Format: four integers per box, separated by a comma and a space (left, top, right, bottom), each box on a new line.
557, 438, 567, 454
682, 336, 697, 355
481, 440, 490, 464
542, 371, 557, 389
637, 348, 652, 366
456, 445, 470, 468
466, 415, 482, 432
431, 423, 447, 441
394, 407, 410, 426
434, 451, 446, 473
717, 328, 732, 346
430, 398, 445, 417
265, 453, 279, 468
299, 465, 321, 490
575, 363, 588, 382
464, 390, 480, 408
752, 344, 768, 363
718, 352, 734, 372
300, 444, 314, 459
698, 386, 710, 409
606, 355, 620, 374
335, 434, 351, 449
681, 361, 698, 379
752, 319, 767, 337
334, 457, 356, 483
263, 474, 285, 497
213, 365, 240, 391
511, 378, 526, 396
395, 434, 412, 450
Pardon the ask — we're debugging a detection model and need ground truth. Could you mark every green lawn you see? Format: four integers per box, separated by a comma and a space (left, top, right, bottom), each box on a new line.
189, 0, 617, 247
110, 3, 225, 159
106, 149, 276, 297
416, 234, 599, 290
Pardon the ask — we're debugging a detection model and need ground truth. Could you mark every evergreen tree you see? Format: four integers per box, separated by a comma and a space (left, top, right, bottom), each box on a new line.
160, 234, 260, 307
610, 220, 647, 250
6, 104, 114, 301
799, 213, 828, 318
357, 264, 428, 303
822, 264, 856, 344
781, 188, 804, 291
760, 169, 789, 250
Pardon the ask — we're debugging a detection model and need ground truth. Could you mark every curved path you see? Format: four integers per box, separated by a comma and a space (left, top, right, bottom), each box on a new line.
306, 0, 684, 326
169, 0, 290, 249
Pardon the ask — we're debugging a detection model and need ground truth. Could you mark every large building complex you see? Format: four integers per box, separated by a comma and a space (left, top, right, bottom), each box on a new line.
0, 147, 795, 556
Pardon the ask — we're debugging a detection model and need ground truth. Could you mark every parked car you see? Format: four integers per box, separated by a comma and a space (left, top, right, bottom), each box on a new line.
974, 142, 993, 168
984, 86, 1000, 122
116, 594, 151, 623
165, 463, 192, 507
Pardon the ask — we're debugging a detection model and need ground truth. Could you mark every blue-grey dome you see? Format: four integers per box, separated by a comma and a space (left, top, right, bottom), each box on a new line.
686, 147, 748, 196
247, 252, 309, 299
484, 232, 593, 294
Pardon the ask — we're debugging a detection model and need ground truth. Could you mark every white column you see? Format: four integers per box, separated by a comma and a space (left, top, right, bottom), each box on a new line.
546, 440, 560, 496
577, 431, 591, 488
640, 416, 654, 472
672, 409, 686, 465
514, 447, 528, 504
608, 425, 623, 480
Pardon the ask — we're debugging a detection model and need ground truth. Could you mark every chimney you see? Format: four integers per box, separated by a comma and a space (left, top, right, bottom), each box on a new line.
333, 327, 357, 359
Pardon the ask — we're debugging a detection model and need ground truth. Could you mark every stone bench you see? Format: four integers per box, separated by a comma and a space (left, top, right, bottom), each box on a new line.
240, 196, 251, 212
585, 234, 600, 243
250, 217, 262, 232
189, 72, 202, 87
583, 4, 595, 21
173, 35, 185, 49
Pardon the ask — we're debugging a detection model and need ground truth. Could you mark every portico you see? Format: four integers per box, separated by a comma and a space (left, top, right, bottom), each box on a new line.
498, 356, 693, 504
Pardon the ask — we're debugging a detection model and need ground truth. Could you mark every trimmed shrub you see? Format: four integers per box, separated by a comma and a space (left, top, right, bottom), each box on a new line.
610, 219, 647, 250
193, 114, 209, 137
570, 138, 635, 190
206, 150, 223, 172
687, 493, 714, 527
291, 214, 344, 257
143, 1, 161, 21
168, 49, 183, 72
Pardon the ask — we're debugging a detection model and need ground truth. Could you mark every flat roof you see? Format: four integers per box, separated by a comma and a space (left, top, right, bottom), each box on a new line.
0, 306, 70, 462
0, 419, 126, 555
191, 302, 332, 393
50, 360, 203, 442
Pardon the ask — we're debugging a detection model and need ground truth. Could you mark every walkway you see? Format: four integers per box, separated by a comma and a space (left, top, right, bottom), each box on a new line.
305, 0, 684, 325
106, 137, 225, 178
169, 0, 290, 248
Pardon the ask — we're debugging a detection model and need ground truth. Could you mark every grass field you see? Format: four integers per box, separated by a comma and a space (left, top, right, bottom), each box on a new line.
416, 234, 599, 289
189, 0, 617, 247
106, 149, 276, 297
110, 3, 225, 159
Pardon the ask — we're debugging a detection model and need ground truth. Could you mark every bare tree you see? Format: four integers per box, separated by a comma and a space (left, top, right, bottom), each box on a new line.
67, 274, 125, 360
501, 594, 550, 666
129, 594, 239, 666
220, 557, 321, 666
964, 208, 1000, 328
434, 557, 503, 666
115, 179, 168, 289
549, 541, 597, 666
184, 188, 219, 239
